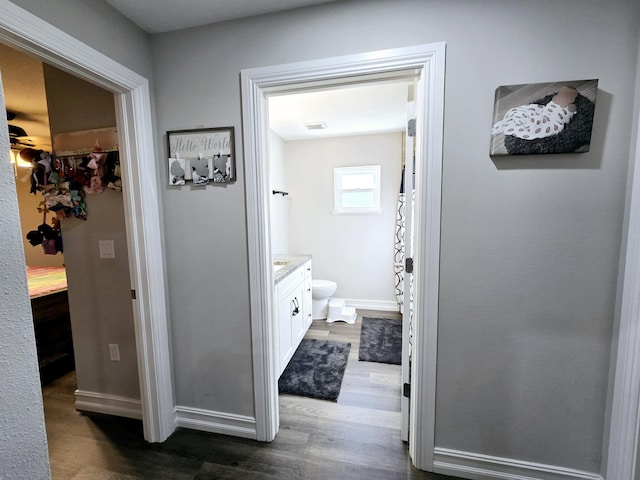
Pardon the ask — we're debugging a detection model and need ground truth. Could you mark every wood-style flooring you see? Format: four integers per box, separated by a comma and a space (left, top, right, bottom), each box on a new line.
43, 309, 457, 479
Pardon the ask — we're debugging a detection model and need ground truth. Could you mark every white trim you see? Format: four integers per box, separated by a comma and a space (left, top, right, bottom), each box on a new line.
175, 406, 257, 440
242, 75, 278, 442
0, 1, 175, 442
344, 298, 399, 312
408, 41, 446, 472
606, 42, 640, 479
241, 42, 446, 470
75, 390, 142, 420
433, 448, 603, 480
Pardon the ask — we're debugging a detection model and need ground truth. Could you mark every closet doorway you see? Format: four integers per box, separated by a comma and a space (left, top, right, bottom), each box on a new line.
2, 42, 141, 412
0, 2, 174, 443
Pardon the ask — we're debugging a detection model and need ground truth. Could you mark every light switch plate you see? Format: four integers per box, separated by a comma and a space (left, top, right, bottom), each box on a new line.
109, 343, 120, 361
99, 240, 115, 259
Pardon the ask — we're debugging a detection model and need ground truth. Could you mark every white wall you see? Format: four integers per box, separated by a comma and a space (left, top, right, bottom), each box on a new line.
269, 131, 289, 254
286, 133, 402, 304
149, 0, 640, 475
0, 72, 50, 480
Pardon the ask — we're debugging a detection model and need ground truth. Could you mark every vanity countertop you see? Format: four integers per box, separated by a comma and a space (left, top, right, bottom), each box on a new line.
273, 254, 311, 284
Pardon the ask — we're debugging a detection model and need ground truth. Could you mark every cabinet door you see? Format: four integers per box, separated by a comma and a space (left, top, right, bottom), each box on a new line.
277, 294, 293, 376
291, 283, 306, 345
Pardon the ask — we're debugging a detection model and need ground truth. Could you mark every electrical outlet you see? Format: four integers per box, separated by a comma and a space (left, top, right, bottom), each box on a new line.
109, 343, 120, 361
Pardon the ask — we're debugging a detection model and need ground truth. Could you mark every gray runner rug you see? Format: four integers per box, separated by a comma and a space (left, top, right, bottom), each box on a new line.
358, 317, 402, 365
278, 338, 351, 402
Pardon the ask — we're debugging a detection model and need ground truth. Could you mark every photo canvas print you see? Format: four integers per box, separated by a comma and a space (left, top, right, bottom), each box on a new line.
166, 127, 236, 185
168, 157, 186, 185
190, 156, 210, 186
490, 79, 598, 156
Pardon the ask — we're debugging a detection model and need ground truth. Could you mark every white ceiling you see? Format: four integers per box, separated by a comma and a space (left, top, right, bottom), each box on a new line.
104, 0, 336, 34
269, 81, 412, 141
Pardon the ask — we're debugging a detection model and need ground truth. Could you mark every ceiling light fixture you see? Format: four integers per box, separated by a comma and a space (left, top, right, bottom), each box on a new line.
10, 148, 33, 168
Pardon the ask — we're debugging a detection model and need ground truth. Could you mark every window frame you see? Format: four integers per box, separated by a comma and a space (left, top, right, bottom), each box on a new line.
333, 165, 382, 214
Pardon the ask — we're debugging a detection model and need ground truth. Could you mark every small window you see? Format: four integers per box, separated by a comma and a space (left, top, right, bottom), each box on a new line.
333, 165, 381, 214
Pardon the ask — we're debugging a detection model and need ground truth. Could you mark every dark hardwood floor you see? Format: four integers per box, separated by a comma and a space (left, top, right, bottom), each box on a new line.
43, 309, 456, 479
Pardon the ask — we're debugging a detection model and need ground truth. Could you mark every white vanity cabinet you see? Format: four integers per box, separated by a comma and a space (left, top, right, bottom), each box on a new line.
275, 259, 312, 376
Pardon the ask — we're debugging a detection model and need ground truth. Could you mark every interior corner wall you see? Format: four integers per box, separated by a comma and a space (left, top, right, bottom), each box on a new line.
285, 133, 402, 304
149, 0, 640, 474
43, 65, 140, 401
269, 131, 290, 254
0, 76, 50, 480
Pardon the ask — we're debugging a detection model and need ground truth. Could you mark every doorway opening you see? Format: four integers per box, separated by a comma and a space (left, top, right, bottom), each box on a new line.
1, 41, 143, 415
241, 42, 446, 470
0, 2, 174, 443
266, 78, 415, 441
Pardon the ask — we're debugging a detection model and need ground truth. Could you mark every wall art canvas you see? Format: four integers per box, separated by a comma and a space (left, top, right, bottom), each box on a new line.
490, 79, 598, 156
166, 127, 235, 184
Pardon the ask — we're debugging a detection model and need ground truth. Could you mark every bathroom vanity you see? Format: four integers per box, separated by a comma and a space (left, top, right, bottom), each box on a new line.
273, 254, 312, 376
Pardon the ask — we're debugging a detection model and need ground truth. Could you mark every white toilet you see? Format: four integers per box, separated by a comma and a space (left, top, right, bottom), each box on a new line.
312, 279, 337, 320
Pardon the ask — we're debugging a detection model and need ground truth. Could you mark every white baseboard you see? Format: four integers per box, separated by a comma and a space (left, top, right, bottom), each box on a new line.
345, 298, 399, 312
174, 406, 257, 440
74, 390, 142, 420
433, 448, 603, 480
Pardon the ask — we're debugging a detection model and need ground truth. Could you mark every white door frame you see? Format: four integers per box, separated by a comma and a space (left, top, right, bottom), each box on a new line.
0, 1, 175, 442
401, 94, 416, 442
241, 42, 445, 470
606, 72, 640, 477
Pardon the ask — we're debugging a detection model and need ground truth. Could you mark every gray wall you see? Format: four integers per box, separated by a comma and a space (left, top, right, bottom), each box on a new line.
150, 0, 640, 474
0, 74, 50, 480
10, 0, 153, 79
5, 0, 640, 476
1, 1, 154, 476
43, 65, 140, 400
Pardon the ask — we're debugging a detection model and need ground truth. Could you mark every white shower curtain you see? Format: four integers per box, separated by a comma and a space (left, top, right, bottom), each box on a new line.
394, 174, 406, 314
394, 166, 414, 356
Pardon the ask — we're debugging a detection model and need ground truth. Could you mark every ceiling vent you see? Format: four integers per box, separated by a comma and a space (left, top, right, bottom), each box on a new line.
303, 121, 327, 131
